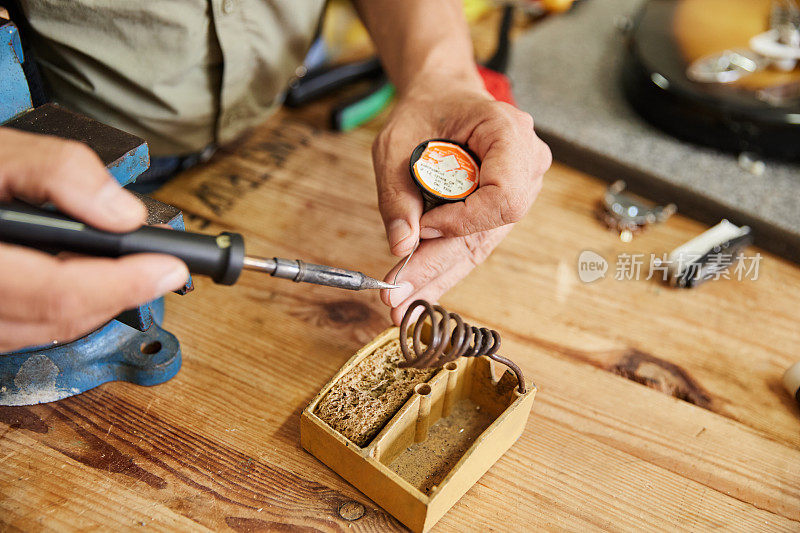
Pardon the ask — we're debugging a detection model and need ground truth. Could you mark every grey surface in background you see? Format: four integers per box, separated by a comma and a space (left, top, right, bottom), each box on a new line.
509, 0, 800, 261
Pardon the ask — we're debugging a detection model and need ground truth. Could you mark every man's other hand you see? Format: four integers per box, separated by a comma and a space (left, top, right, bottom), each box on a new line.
373, 86, 551, 324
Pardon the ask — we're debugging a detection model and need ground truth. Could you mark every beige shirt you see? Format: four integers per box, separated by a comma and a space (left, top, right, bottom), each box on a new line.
18, 0, 325, 156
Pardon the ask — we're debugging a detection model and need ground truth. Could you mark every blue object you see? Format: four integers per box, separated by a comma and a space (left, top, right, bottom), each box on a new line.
0, 21, 189, 405
0, 21, 33, 123
108, 141, 151, 186
0, 299, 181, 406
303, 37, 329, 72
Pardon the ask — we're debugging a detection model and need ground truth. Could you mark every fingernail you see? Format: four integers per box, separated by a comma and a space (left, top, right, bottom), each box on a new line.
419, 227, 443, 239
156, 261, 190, 295
99, 182, 146, 225
388, 219, 412, 251
389, 281, 414, 307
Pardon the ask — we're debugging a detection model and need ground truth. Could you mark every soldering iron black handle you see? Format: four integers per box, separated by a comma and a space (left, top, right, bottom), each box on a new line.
0, 201, 245, 285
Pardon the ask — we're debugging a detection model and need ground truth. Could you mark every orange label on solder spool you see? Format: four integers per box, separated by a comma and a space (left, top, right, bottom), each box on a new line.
412, 141, 479, 200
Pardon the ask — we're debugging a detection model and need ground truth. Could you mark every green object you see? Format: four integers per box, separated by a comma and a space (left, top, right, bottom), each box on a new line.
333, 81, 395, 131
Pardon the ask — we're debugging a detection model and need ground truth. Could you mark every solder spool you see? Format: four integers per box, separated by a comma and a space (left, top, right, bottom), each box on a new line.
300, 302, 536, 532
409, 139, 481, 212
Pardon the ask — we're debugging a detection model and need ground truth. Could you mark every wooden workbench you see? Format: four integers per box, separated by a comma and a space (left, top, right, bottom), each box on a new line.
2, 98, 800, 530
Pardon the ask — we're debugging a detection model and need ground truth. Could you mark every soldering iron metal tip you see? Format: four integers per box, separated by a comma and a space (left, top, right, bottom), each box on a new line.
244, 255, 399, 291
361, 277, 400, 290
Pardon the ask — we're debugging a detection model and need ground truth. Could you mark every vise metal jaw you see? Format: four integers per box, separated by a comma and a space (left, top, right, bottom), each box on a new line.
0, 19, 192, 405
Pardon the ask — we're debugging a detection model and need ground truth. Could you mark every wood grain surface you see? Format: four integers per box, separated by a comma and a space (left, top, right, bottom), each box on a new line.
2, 100, 798, 531
2, 7, 800, 525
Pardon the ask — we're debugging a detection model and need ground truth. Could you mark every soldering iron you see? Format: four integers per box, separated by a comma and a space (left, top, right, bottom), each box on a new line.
0, 201, 397, 291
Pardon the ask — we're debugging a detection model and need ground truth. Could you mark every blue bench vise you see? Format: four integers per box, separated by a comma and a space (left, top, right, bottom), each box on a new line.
1, 20, 192, 406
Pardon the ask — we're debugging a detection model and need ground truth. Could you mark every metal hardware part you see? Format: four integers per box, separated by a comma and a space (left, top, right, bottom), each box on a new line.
600, 180, 676, 241
398, 300, 526, 394
738, 152, 767, 175
243, 256, 397, 291
667, 220, 753, 289
686, 49, 765, 84
762, 0, 800, 70
750, 29, 800, 71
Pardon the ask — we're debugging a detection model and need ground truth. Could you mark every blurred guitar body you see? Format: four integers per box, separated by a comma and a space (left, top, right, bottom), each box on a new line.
622, 0, 800, 161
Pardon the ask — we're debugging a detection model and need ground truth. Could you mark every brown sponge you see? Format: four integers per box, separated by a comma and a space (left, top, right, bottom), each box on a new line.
315, 339, 436, 447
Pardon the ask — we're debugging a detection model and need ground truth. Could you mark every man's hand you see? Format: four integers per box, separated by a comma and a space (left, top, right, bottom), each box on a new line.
353, 0, 552, 322
0, 128, 189, 352
373, 86, 551, 323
